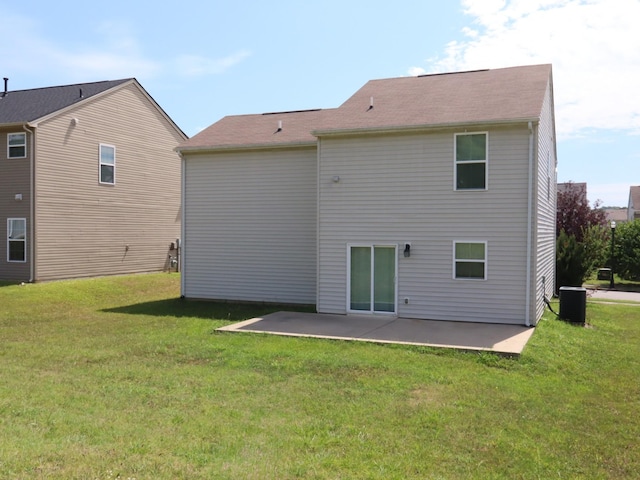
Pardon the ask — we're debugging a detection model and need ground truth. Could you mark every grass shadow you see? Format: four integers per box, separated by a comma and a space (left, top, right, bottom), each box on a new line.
102, 298, 315, 322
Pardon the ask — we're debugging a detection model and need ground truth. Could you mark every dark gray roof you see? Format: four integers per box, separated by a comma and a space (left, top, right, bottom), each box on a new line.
0, 78, 132, 124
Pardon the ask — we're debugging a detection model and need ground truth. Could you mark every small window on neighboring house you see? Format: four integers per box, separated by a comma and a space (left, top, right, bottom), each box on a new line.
8, 133, 26, 158
7, 218, 26, 262
455, 132, 487, 190
454, 241, 487, 280
99, 144, 115, 184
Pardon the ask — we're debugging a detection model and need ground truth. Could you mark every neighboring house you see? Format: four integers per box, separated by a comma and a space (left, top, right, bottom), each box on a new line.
629, 185, 640, 221
604, 208, 628, 224
177, 64, 557, 326
557, 182, 587, 204
1, 78, 186, 282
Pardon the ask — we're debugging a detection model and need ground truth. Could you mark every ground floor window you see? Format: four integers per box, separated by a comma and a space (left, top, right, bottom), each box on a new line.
7, 218, 26, 262
454, 241, 486, 280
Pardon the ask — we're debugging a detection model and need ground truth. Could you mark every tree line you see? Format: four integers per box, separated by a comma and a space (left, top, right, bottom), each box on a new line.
556, 182, 640, 290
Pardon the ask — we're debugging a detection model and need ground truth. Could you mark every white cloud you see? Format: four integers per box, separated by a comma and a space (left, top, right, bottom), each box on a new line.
407, 66, 427, 76
174, 50, 252, 77
0, 15, 159, 81
0, 13, 249, 84
412, 0, 640, 139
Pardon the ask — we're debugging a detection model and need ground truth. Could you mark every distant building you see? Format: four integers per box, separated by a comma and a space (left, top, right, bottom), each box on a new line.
628, 186, 640, 221
557, 182, 587, 203
604, 208, 628, 224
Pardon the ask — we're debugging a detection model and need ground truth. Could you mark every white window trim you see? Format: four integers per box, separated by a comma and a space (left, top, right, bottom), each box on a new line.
453, 240, 487, 281
7, 218, 27, 263
99, 143, 116, 185
346, 243, 398, 315
454, 131, 488, 191
7, 132, 27, 159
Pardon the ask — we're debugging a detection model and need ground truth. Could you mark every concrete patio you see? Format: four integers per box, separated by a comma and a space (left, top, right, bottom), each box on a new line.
217, 311, 536, 356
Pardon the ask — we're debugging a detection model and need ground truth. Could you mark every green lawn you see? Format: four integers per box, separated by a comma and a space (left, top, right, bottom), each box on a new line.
0, 274, 638, 479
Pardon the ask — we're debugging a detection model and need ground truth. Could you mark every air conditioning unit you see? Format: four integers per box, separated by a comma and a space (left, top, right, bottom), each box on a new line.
559, 286, 586, 324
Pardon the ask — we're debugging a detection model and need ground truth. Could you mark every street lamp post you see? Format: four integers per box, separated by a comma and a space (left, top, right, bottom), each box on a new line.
610, 221, 616, 289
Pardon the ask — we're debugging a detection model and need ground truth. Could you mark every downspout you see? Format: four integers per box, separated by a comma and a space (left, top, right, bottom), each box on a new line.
179, 152, 186, 298
23, 124, 36, 283
525, 121, 534, 327
315, 138, 321, 313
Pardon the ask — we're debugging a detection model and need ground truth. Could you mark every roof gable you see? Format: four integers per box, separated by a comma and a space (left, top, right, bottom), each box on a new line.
319, 64, 552, 134
0, 78, 131, 124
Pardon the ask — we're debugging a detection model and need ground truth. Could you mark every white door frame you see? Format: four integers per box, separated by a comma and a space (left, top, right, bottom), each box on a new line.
346, 243, 398, 315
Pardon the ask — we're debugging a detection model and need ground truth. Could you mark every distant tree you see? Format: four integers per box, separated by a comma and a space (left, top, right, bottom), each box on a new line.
556, 181, 607, 241
556, 230, 587, 288
555, 226, 608, 291
613, 220, 640, 281
582, 224, 610, 276
555, 182, 609, 291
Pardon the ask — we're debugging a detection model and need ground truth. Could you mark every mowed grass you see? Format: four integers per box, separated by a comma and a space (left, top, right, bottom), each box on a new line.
0, 274, 638, 479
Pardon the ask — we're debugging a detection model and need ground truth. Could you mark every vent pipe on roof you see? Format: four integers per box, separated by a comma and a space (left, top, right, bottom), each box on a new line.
276, 120, 282, 132
79, 88, 83, 99
368, 96, 374, 110
2, 77, 8, 98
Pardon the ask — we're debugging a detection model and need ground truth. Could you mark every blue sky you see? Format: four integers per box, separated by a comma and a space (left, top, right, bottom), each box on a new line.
2, 0, 638, 206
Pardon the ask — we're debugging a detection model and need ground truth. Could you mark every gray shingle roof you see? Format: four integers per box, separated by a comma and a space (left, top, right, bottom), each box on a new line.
179, 64, 553, 152
0, 78, 132, 124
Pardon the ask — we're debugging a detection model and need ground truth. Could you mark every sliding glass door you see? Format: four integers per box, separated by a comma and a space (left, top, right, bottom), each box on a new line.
349, 245, 396, 314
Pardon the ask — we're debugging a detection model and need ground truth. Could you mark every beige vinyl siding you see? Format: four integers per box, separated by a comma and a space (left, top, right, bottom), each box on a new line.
533, 80, 557, 323
33, 83, 183, 280
0, 128, 32, 281
182, 147, 317, 304
318, 127, 532, 324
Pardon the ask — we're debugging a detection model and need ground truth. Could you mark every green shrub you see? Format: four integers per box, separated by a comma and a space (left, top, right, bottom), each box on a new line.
556, 230, 585, 290
582, 224, 610, 274
555, 226, 609, 291
613, 219, 640, 281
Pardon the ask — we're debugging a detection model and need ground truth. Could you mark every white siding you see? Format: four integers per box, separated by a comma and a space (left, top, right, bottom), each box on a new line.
183, 147, 317, 304
533, 80, 557, 323
317, 128, 532, 324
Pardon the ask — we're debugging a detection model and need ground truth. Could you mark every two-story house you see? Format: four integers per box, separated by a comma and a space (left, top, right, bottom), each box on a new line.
177, 64, 557, 326
1, 78, 186, 282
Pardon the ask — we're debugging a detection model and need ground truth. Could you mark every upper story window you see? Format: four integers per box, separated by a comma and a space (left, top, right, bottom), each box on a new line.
99, 144, 116, 185
455, 132, 487, 190
7, 218, 27, 263
453, 241, 487, 280
8, 133, 27, 158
